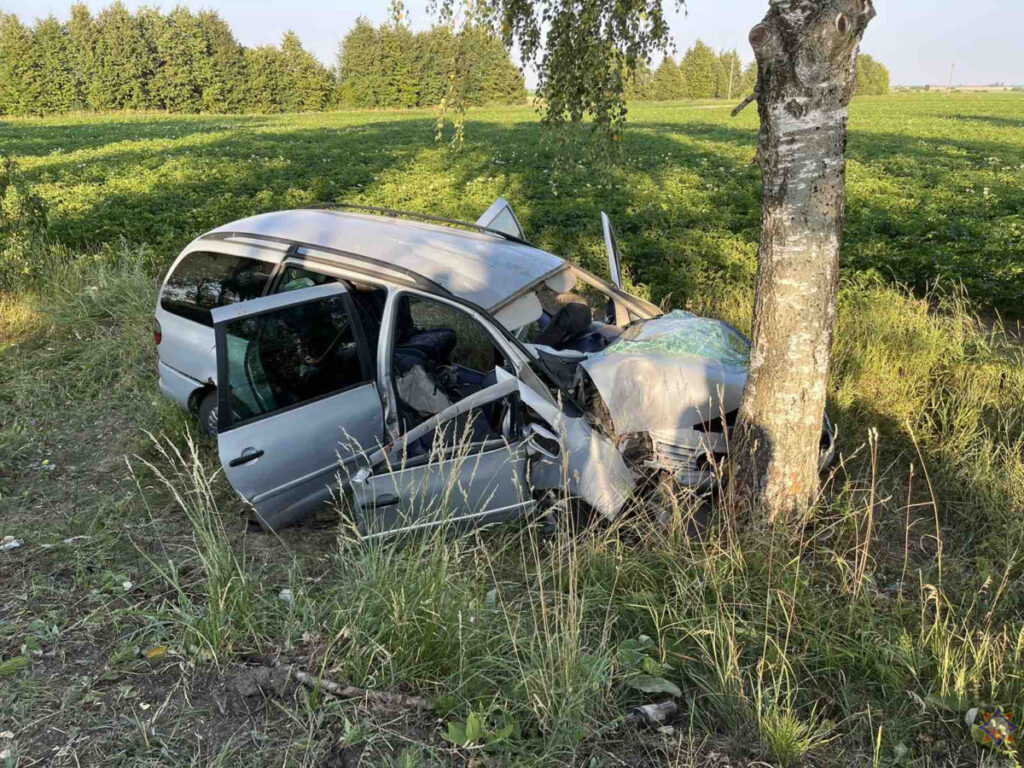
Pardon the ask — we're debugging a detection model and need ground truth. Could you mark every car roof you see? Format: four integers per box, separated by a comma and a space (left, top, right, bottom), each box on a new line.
203, 209, 566, 310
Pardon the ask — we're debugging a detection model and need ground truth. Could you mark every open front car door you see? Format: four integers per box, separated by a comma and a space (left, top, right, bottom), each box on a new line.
351, 287, 545, 538
212, 283, 384, 530
350, 371, 533, 538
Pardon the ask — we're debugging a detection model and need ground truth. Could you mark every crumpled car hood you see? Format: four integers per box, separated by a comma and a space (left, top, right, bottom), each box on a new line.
580, 310, 750, 438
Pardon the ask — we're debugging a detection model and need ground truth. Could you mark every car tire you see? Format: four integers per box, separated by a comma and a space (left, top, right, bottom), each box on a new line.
539, 494, 598, 537
197, 390, 218, 437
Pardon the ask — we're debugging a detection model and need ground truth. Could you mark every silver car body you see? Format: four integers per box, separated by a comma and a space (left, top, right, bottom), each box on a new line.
155, 202, 834, 532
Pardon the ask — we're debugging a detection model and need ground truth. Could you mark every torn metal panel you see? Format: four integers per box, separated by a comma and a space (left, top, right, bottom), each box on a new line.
517, 377, 636, 520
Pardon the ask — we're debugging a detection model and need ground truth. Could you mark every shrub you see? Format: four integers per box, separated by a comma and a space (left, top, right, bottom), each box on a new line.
0, 156, 48, 291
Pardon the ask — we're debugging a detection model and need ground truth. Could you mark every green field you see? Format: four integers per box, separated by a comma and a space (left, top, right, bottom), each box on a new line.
3, 92, 1023, 312
1, 94, 1023, 766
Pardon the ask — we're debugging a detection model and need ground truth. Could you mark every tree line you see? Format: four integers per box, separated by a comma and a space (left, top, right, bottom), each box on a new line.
855, 54, 890, 96
625, 40, 889, 102
0, 3, 526, 116
337, 18, 526, 109
0, 5, 888, 117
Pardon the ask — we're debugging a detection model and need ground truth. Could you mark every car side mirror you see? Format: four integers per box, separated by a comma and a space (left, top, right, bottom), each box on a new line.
525, 422, 561, 460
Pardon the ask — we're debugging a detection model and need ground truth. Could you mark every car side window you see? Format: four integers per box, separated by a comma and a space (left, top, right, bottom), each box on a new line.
392, 295, 509, 431
276, 265, 339, 293
221, 295, 368, 427
274, 267, 387, 364
161, 252, 274, 326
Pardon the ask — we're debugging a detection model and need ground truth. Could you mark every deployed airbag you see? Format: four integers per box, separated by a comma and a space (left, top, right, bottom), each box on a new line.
580, 311, 749, 436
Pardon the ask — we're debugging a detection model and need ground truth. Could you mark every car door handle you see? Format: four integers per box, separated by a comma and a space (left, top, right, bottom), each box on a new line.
229, 449, 264, 467
364, 494, 399, 509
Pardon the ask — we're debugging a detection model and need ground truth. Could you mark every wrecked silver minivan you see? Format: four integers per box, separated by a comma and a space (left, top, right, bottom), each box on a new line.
155, 200, 835, 533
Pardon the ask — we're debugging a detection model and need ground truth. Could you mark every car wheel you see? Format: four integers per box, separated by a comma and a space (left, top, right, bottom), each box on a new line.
539, 494, 597, 536
197, 390, 218, 437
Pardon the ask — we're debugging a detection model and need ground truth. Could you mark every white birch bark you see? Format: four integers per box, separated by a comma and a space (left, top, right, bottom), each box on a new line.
734, 0, 876, 525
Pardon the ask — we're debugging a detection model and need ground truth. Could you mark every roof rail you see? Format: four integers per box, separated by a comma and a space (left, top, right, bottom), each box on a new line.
201, 230, 452, 296
305, 202, 536, 248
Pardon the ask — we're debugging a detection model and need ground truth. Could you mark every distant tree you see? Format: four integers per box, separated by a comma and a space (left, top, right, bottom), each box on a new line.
740, 60, 758, 96
716, 49, 742, 100
413, 26, 454, 107
376, 23, 419, 108
279, 30, 333, 112
30, 17, 78, 114
679, 40, 719, 99
91, 2, 158, 110
335, 18, 524, 109
650, 56, 685, 100
151, 7, 206, 113
624, 62, 654, 101
243, 45, 284, 113
336, 17, 380, 107
0, 14, 37, 115
467, 26, 526, 105
856, 53, 890, 95
66, 4, 97, 110
197, 11, 246, 113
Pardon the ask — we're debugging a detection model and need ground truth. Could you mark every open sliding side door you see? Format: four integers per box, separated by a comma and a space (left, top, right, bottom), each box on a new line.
212, 283, 384, 530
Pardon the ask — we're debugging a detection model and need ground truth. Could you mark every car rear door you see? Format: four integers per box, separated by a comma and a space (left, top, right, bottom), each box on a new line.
211, 283, 384, 530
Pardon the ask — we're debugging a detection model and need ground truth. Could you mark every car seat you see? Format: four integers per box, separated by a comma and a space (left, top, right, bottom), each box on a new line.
399, 328, 457, 363
535, 301, 592, 349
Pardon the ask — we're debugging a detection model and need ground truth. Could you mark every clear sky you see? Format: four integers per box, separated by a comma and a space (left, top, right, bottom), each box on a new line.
8, 0, 1023, 87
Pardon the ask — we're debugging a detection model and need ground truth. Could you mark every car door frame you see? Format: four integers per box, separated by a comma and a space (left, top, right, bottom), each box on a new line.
376, 287, 538, 443
349, 288, 547, 538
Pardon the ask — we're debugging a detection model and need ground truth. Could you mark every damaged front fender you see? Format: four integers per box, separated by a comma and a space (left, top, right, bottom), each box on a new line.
518, 377, 636, 520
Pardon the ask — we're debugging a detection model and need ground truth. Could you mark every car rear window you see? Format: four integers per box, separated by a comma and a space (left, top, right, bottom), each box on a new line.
160, 252, 274, 326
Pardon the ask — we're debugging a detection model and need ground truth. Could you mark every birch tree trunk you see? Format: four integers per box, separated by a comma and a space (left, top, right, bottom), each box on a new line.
733, 0, 875, 525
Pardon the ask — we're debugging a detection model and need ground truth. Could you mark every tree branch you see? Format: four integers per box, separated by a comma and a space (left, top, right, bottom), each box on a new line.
245, 654, 433, 712
731, 89, 758, 117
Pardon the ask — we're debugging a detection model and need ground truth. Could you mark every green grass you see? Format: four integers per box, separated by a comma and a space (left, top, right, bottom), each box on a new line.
1, 93, 1023, 766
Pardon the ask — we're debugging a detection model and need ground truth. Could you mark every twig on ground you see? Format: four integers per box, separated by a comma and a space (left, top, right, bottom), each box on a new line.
244, 654, 433, 712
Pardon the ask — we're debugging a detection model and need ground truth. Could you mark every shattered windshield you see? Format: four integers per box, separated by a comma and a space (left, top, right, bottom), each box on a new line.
592, 310, 750, 368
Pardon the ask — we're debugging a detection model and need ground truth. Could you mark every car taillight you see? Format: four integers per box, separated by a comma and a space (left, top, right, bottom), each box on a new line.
153, 318, 162, 345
